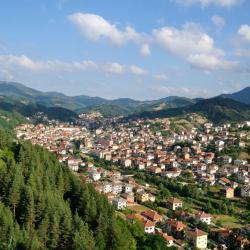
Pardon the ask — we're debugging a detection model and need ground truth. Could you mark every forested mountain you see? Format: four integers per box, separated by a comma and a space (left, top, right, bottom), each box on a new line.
129, 97, 250, 124
0, 130, 171, 250
0, 96, 77, 122
1, 81, 249, 119
0, 82, 197, 117
0, 109, 25, 130
0, 81, 138, 111
76, 96, 196, 117
220, 87, 250, 104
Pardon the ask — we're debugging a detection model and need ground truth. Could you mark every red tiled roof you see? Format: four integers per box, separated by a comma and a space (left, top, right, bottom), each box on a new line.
143, 220, 155, 228
187, 228, 207, 237
196, 211, 211, 219
141, 210, 162, 221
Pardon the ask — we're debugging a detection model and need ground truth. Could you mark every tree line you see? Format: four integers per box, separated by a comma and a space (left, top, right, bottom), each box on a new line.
0, 129, 172, 250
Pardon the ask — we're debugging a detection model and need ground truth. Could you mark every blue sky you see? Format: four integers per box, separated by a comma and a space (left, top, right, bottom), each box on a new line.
0, 0, 249, 100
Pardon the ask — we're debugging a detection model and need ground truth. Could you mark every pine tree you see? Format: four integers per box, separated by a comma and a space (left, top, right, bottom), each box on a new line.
7, 168, 22, 217
72, 214, 95, 250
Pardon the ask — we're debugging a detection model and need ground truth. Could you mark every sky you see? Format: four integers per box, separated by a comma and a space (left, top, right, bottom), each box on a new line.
0, 0, 250, 100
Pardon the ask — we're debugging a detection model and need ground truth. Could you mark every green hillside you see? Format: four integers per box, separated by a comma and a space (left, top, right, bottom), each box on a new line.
0, 109, 25, 130
220, 87, 250, 104
1, 82, 249, 121
78, 96, 196, 117
0, 96, 77, 122
0, 82, 196, 117
0, 129, 171, 250
130, 97, 250, 124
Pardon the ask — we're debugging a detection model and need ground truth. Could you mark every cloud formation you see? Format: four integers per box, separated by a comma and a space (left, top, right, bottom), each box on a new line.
211, 15, 225, 29
152, 85, 211, 97
68, 12, 239, 72
153, 74, 168, 81
140, 43, 151, 56
153, 23, 237, 71
68, 12, 151, 56
176, 0, 243, 8
187, 54, 238, 71
68, 12, 141, 45
0, 54, 149, 76
238, 24, 250, 42
129, 65, 148, 75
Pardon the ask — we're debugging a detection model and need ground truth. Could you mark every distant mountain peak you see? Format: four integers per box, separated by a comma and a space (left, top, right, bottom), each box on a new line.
220, 86, 250, 104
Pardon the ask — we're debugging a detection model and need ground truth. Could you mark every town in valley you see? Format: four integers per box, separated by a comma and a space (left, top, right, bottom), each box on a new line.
15, 113, 250, 250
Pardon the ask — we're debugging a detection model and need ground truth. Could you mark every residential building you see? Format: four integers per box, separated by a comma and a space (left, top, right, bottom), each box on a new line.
166, 197, 183, 210
112, 197, 127, 210
195, 211, 212, 225
186, 228, 207, 250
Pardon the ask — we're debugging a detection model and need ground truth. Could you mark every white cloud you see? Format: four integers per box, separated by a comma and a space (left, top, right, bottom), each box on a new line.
238, 24, 250, 42
153, 74, 168, 81
129, 65, 148, 75
68, 12, 153, 56
103, 63, 125, 74
0, 54, 149, 76
153, 85, 190, 94
152, 85, 211, 97
0, 55, 46, 71
153, 22, 237, 71
187, 54, 238, 71
0, 55, 78, 72
211, 15, 225, 29
68, 12, 140, 45
176, 0, 243, 8
73, 60, 99, 71
140, 43, 151, 56
153, 23, 223, 57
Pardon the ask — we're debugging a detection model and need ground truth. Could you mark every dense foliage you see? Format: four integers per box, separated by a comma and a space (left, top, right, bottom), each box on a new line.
0, 129, 173, 249
130, 97, 250, 124
220, 86, 250, 104
0, 82, 195, 118
0, 109, 25, 130
0, 130, 137, 249
0, 100, 77, 122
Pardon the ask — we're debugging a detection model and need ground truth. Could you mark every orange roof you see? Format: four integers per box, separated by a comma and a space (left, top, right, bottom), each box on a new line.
187, 228, 207, 238
143, 220, 155, 228
196, 211, 211, 219
167, 219, 186, 229
141, 210, 162, 221
126, 213, 145, 222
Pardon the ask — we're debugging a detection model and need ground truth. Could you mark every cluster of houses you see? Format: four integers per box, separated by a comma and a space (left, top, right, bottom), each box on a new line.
15, 119, 250, 200
83, 164, 156, 209
85, 164, 215, 249
15, 123, 89, 171
86, 121, 250, 201
15, 118, 250, 249
125, 196, 211, 249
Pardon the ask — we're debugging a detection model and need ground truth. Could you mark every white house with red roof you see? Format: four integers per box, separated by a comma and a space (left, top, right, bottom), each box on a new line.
195, 211, 212, 225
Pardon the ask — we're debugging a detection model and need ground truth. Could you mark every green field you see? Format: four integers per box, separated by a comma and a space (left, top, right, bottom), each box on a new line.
127, 203, 149, 213
214, 215, 243, 228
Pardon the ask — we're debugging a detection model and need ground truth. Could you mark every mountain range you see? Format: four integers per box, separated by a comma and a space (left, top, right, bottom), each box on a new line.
130, 97, 250, 124
220, 87, 250, 104
0, 81, 249, 123
0, 81, 198, 116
